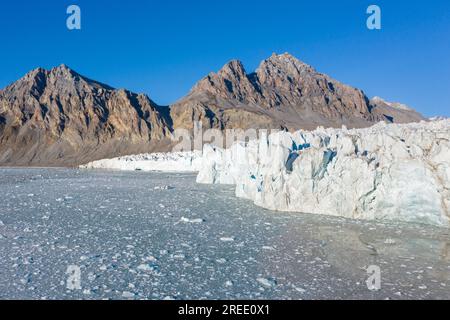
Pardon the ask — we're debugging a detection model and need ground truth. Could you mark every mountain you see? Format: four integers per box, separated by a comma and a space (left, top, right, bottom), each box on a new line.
369, 96, 425, 123
0, 54, 426, 166
0, 65, 172, 166
170, 53, 425, 130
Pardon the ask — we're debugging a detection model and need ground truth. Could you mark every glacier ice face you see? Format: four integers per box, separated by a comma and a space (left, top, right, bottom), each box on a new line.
82, 120, 450, 227
80, 151, 203, 172
196, 120, 450, 227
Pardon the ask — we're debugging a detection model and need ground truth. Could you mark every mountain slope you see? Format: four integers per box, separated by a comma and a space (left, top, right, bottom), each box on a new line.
369, 96, 425, 123
170, 53, 425, 130
0, 54, 426, 166
0, 65, 172, 166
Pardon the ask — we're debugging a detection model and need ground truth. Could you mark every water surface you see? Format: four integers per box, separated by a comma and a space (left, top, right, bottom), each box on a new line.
0, 168, 449, 299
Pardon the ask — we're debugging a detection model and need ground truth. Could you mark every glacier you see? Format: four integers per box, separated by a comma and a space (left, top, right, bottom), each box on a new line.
81, 151, 203, 172
82, 120, 450, 227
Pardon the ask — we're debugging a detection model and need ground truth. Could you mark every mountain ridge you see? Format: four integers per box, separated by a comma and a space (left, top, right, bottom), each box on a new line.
171, 52, 424, 131
0, 53, 426, 166
0, 64, 172, 166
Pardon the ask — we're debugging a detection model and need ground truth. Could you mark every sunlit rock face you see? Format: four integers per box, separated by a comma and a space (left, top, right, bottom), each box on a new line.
174, 53, 425, 132
197, 119, 450, 227
0, 65, 172, 166
1, 54, 426, 166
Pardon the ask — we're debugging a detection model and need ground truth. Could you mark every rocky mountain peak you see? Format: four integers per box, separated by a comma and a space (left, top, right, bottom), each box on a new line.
217, 60, 247, 78
178, 53, 425, 130
48, 64, 114, 94
258, 52, 316, 78
190, 52, 342, 109
0, 65, 172, 166
51, 63, 73, 73
0, 58, 427, 166
2, 65, 115, 102
190, 59, 261, 104
267, 52, 313, 68
49, 64, 81, 83
26, 67, 48, 79
1, 67, 49, 100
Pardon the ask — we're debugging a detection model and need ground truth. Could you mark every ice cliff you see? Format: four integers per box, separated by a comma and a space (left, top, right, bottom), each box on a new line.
196, 120, 450, 227
80, 151, 203, 172
82, 120, 450, 227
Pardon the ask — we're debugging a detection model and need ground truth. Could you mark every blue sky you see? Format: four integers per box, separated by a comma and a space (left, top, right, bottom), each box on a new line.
0, 0, 449, 117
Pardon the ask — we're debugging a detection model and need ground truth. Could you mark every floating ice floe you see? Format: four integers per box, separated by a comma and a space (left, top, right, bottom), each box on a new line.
81, 120, 450, 227
153, 185, 175, 190
257, 277, 277, 288
220, 237, 235, 242
178, 217, 205, 224
121, 291, 136, 299
137, 263, 161, 275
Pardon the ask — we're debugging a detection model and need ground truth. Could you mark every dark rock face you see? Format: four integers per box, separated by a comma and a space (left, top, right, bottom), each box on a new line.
0, 54, 425, 166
